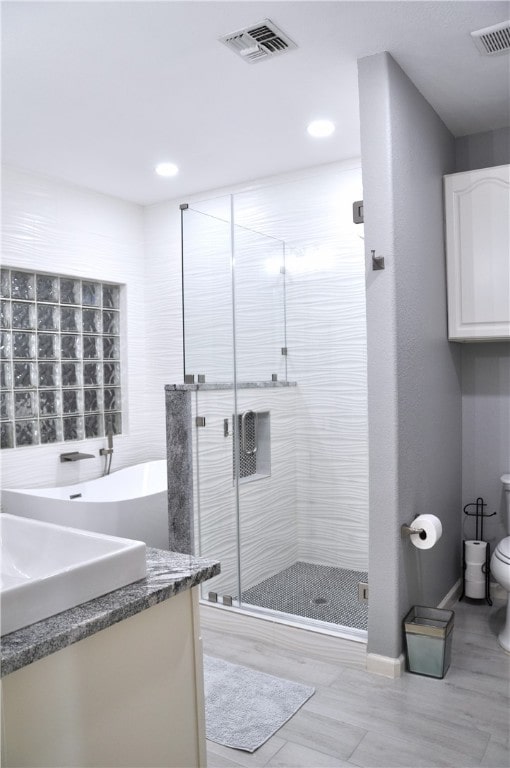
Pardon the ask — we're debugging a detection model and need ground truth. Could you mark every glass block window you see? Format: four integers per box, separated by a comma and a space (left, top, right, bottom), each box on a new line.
0, 268, 122, 448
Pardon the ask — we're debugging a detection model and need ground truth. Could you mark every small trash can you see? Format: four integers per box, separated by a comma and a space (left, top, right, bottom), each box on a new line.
404, 606, 454, 679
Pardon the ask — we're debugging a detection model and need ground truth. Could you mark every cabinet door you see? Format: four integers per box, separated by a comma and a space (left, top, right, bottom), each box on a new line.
1, 591, 206, 768
444, 164, 509, 341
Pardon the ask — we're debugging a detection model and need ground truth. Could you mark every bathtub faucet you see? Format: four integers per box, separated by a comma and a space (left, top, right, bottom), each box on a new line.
99, 432, 114, 475
60, 451, 94, 463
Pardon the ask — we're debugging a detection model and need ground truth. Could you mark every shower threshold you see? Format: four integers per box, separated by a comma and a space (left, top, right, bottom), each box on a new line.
240, 561, 368, 632
200, 591, 368, 671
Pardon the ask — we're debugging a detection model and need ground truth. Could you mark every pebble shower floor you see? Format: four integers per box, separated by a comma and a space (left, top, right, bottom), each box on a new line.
241, 561, 368, 630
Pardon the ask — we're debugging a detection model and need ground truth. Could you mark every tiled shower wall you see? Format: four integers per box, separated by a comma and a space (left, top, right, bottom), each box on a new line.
0, 167, 163, 490
191, 386, 299, 597
286, 233, 368, 570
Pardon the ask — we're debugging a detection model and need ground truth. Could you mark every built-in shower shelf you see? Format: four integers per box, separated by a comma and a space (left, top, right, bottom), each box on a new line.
239, 472, 270, 486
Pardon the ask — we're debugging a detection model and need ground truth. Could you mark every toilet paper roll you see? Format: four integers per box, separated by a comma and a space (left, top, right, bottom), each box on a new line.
465, 562, 485, 581
410, 514, 443, 550
465, 580, 486, 599
465, 540, 487, 565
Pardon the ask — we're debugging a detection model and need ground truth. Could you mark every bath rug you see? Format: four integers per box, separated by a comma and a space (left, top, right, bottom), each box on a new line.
203, 655, 314, 752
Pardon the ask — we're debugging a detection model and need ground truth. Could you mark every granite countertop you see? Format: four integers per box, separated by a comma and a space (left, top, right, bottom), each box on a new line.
1, 548, 220, 678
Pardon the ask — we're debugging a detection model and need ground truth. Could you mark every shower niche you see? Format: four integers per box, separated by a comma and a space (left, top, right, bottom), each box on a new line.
180, 164, 369, 636
234, 410, 270, 484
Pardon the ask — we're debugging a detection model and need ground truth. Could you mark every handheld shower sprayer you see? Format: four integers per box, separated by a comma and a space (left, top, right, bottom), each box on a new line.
99, 431, 114, 475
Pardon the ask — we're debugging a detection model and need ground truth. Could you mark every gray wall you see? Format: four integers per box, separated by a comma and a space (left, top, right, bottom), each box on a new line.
358, 52, 461, 660
455, 127, 510, 173
455, 128, 510, 549
461, 345, 510, 548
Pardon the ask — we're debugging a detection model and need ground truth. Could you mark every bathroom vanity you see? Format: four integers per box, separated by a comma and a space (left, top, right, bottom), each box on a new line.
1, 548, 220, 768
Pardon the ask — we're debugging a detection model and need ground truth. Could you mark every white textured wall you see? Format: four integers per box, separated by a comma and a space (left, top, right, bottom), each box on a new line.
282, 172, 368, 570
1, 167, 164, 491
289, 263, 368, 569
142, 202, 184, 430
191, 387, 299, 598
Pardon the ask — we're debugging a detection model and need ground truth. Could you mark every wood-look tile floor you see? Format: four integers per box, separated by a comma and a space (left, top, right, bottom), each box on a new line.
203, 597, 510, 768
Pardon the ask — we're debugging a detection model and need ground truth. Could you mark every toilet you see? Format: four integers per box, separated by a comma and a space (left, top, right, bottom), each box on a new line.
490, 473, 510, 652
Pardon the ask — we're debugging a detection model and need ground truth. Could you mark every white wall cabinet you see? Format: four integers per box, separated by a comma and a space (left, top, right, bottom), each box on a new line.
444, 164, 510, 341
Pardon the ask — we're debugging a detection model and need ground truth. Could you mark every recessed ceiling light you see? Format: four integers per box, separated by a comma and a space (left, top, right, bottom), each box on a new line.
155, 162, 179, 177
307, 120, 335, 138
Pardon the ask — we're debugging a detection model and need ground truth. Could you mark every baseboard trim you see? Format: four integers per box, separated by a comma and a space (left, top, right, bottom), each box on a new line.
437, 578, 462, 609
366, 652, 405, 678
436, 578, 505, 606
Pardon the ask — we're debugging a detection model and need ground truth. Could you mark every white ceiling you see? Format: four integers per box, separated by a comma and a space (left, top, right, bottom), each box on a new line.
2, 1, 509, 205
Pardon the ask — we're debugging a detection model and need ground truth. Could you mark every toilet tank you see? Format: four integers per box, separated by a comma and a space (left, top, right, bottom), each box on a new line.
502, 474, 510, 530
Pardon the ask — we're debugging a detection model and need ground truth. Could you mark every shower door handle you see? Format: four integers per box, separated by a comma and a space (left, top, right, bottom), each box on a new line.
241, 410, 257, 455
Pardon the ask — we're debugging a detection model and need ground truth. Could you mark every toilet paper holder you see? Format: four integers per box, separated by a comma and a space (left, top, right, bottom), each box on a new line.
401, 523, 425, 537
460, 497, 496, 606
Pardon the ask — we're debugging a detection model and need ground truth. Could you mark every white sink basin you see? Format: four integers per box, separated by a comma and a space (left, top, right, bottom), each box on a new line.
0, 514, 147, 636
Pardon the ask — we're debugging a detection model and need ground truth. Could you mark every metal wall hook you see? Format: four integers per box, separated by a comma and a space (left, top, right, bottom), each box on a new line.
371, 249, 385, 270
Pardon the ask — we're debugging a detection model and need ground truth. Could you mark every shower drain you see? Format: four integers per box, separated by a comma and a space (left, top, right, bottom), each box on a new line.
311, 596, 329, 606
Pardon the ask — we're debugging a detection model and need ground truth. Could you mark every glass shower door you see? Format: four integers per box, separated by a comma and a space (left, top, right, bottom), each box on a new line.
231, 170, 368, 631
181, 199, 288, 606
230, 221, 293, 612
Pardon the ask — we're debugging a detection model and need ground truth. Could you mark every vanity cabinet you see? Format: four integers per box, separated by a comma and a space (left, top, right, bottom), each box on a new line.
444, 164, 509, 341
1, 589, 207, 768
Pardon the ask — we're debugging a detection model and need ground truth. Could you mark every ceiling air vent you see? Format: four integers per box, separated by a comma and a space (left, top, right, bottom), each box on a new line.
220, 19, 297, 64
471, 20, 510, 56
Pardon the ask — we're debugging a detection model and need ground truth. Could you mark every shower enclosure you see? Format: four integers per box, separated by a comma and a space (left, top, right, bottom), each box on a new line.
181, 163, 368, 637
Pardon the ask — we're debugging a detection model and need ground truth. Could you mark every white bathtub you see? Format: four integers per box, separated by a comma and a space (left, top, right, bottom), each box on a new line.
1, 460, 169, 550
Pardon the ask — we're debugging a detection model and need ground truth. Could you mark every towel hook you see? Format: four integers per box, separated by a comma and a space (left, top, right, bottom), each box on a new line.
371, 249, 385, 270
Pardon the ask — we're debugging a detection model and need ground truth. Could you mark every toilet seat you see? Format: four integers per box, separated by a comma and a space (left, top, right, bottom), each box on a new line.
494, 536, 510, 564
